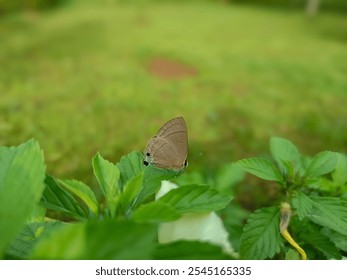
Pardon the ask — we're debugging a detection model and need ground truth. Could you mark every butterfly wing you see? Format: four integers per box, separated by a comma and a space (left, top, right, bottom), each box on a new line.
145, 117, 188, 169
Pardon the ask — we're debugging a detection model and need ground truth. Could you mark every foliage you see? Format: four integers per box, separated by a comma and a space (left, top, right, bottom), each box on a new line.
236, 137, 347, 259
0, 140, 233, 259
1, 136, 346, 260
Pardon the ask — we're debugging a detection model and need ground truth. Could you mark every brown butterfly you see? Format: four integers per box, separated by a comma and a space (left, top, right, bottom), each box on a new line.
143, 117, 188, 170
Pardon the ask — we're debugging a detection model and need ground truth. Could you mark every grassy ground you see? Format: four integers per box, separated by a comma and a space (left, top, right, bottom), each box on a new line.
1, 0, 347, 186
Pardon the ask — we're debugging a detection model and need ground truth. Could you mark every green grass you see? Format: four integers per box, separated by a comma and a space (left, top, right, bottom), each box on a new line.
1, 0, 347, 185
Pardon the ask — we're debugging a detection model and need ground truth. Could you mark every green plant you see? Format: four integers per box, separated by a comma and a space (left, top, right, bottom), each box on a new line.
0, 140, 233, 260
236, 137, 347, 260
0, 137, 346, 260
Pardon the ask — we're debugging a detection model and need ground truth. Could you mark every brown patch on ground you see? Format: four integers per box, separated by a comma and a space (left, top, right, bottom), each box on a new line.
148, 57, 197, 80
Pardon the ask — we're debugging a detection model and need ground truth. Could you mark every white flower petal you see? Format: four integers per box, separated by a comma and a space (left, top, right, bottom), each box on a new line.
156, 180, 237, 258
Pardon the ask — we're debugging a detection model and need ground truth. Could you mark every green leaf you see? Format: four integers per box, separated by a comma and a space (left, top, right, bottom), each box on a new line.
120, 173, 144, 214
92, 153, 120, 200
236, 158, 283, 183
116, 151, 144, 190
5, 223, 44, 259
321, 228, 347, 252
58, 179, 99, 216
332, 153, 347, 186
158, 184, 232, 213
154, 241, 232, 260
300, 229, 341, 259
305, 151, 338, 178
240, 207, 283, 260
285, 249, 301, 260
309, 196, 347, 235
41, 175, 87, 220
270, 137, 301, 174
137, 165, 178, 205
0, 140, 46, 257
132, 201, 181, 223
292, 191, 313, 220
115, 152, 178, 206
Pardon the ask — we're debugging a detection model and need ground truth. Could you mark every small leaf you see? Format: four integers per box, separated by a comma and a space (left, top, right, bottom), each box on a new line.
236, 157, 283, 183
270, 137, 301, 174
92, 153, 120, 199
292, 191, 313, 220
116, 151, 144, 190
154, 241, 232, 260
41, 175, 87, 220
309, 197, 347, 236
240, 207, 283, 260
305, 151, 338, 178
120, 173, 144, 214
137, 165, 178, 205
0, 140, 46, 257
132, 201, 181, 223
58, 179, 99, 216
158, 184, 232, 213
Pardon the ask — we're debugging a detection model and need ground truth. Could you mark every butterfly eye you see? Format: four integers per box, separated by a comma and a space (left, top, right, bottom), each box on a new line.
146, 152, 150, 156
143, 160, 149, 166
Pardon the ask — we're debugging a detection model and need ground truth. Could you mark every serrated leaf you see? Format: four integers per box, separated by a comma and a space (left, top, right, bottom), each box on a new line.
332, 153, 347, 186
41, 175, 87, 220
158, 184, 232, 213
58, 179, 99, 216
300, 229, 341, 259
0, 140, 46, 257
236, 157, 283, 183
116, 151, 144, 190
292, 192, 313, 220
154, 241, 232, 260
309, 197, 347, 235
132, 201, 181, 223
305, 151, 338, 178
92, 153, 120, 200
240, 207, 283, 260
120, 173, 144, 214
270, 137, 301, 175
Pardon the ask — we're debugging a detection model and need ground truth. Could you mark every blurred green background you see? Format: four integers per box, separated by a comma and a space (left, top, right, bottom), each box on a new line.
1, 0, 347, 198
